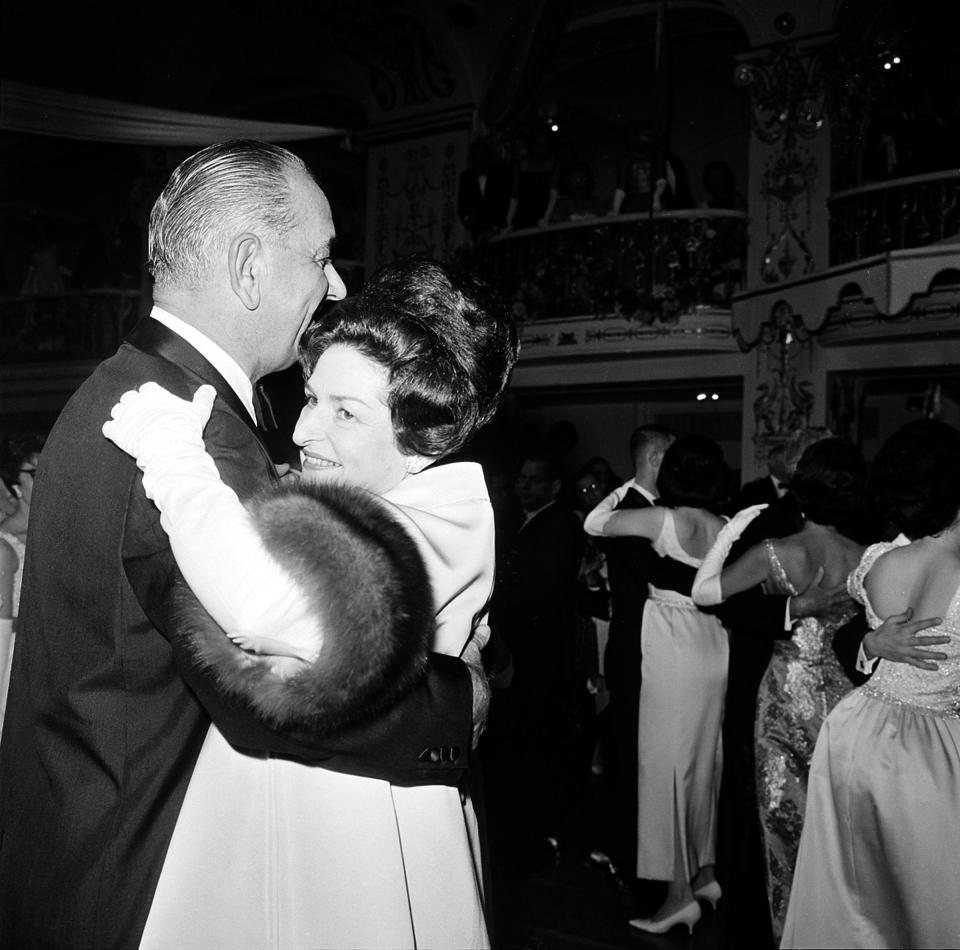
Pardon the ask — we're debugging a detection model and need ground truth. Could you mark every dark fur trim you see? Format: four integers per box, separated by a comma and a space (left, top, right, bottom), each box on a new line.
169, 480, 435, 733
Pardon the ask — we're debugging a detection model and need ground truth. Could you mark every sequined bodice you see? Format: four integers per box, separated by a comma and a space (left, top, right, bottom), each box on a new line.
764, 539, 855, 720
850, 542, 960, 716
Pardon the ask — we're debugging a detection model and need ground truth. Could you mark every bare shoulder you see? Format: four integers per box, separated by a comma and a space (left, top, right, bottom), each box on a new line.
868, 537, 958, 618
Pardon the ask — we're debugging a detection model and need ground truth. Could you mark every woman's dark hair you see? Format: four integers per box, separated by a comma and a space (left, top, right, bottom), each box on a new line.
871, 419, 960, 539
1, 430, 46, 491
790, 438, 869, 534
656, 435, 728, 513
298, 257, 519, 459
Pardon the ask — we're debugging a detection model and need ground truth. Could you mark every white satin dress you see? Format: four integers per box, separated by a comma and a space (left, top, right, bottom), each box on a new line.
782, 542, 960, 949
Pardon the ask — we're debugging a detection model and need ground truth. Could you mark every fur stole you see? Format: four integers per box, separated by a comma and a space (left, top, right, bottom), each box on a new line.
169, 479, 435, 734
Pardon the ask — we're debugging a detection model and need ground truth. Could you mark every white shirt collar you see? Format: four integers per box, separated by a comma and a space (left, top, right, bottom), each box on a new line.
770, 474, 788, 498
626, 478, 657, 505
149, 306, 257, 423
521, 498, 556, 529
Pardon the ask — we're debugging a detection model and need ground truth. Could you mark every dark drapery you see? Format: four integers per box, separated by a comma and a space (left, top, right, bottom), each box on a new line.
478, 0, 576, 129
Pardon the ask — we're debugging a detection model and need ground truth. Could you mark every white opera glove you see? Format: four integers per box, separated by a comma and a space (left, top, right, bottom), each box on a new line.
103, 383, 320, 665
691, 503, 768, 606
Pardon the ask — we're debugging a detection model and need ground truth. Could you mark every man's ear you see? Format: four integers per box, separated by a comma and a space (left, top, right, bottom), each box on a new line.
228, 232, 262, 310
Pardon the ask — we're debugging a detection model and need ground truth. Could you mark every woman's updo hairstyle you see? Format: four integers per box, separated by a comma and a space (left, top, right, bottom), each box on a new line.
655, 435, 728, 514
789, 438, 868, 534
870, 419, 960, 539
299, 257, 519, 459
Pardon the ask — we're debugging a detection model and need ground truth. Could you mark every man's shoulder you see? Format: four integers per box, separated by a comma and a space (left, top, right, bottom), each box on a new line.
525, 502, 582, 539
615, 486, 652, 511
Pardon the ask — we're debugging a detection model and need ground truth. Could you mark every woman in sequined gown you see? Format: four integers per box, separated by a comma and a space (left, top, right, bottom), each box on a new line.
692, 438, 869, 941
782, 426, 960, 949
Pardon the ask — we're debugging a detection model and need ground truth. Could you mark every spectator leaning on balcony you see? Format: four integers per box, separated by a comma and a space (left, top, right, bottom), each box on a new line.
699, 161, 746, 212
509, 127, 559, 230
550, 161, 604, 223
609, 127, 691, 215
457, 135, 515, 243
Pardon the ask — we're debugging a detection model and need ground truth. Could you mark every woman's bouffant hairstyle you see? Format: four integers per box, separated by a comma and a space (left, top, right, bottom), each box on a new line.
656, 435, 728, 513
871, 419, 960, 539
790, 438, 868, 533
0, 430, 46, 492
298, 257, 519, 459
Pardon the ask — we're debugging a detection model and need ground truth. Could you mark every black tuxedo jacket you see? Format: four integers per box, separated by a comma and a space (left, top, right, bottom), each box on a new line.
713, 493, 805, 640
494, 501, 585, 646
0, 320, 472, 949
736, 474, 780, 510
457, 163, 514, 237
603, 488, 662, 694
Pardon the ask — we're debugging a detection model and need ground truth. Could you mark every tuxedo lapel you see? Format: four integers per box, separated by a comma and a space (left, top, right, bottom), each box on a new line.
125, 319, 264, 445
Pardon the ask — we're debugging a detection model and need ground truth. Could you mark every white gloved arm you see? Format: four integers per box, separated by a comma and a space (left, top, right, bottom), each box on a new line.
583, 484, 629, 536
691, 503, 768, 606
103, 383, 320, 662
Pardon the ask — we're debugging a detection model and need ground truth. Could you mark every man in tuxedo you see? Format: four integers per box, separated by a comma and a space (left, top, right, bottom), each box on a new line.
0, 140, 479, 948
457, 136, 515, 243
487, 450, 585, 866
590, 424, 675, 881
736, 442, 790, 509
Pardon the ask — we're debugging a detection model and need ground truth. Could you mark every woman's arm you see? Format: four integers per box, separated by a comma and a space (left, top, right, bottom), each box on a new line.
584, 497, 663, 539
104, 383, 320, 662
717, 542, 771, 599
691, 503, 768, 605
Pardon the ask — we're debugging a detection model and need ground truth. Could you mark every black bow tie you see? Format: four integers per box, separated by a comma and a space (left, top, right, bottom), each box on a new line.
253, 380, 278, 431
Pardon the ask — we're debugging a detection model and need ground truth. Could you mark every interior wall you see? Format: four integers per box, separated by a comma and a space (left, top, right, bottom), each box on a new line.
510, 388, 745, 486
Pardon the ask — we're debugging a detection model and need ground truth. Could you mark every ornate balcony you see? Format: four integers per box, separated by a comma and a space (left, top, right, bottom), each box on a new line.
0, 289, 141, 364
829, 169, 960, 267
465, 209, 748, 360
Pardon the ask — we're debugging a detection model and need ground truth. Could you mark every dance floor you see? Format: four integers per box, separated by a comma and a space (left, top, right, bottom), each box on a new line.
489, 853, 727, 950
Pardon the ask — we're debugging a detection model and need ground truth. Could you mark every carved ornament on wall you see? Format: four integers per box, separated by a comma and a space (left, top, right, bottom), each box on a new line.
330, 3, 456, 112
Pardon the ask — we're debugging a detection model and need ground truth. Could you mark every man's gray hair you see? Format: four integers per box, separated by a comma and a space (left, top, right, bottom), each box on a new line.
148, 139, 312, 289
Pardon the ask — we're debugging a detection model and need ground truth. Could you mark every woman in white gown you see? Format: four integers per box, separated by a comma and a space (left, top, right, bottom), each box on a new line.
103, 258, 518, 950
584, 435, 730, 936
782, 420, 960, 949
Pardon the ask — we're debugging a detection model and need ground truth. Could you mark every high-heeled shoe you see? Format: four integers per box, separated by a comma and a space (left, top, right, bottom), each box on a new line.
629, 900, 702, 935
694, 880, 723, 909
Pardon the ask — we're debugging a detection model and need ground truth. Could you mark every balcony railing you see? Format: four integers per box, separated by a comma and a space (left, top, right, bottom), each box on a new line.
0, 289, 141, 363
828, 169, 960, 267
465, 208, 748, 325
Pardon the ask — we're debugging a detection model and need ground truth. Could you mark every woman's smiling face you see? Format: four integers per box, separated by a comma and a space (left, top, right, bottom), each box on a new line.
293, 343, 412, 496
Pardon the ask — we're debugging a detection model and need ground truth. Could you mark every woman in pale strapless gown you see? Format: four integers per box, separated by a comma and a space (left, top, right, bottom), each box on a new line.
585, 435, 730, 937
782, 423, 960, 949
